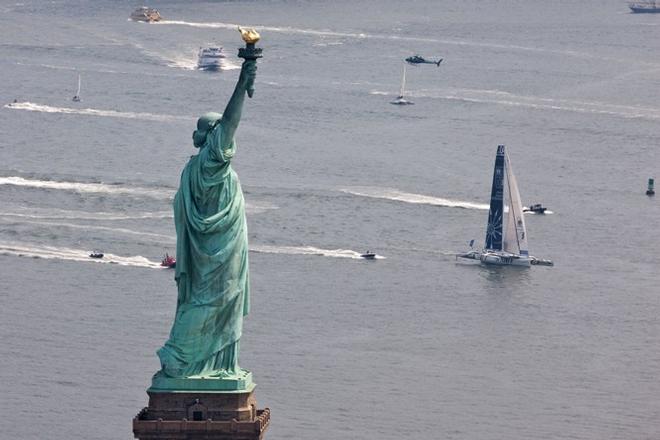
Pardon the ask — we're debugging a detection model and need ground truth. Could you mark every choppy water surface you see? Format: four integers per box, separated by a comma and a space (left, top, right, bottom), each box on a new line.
1, 1, 659, 439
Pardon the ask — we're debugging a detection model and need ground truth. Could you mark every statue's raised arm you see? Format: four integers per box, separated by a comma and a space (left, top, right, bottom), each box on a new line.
219, 60, 257, 149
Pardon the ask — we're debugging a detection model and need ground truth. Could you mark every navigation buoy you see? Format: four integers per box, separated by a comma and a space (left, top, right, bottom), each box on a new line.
646, 178, 655, 196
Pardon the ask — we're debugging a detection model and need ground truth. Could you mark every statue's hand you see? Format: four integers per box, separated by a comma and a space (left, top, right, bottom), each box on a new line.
239, 60, 257, 91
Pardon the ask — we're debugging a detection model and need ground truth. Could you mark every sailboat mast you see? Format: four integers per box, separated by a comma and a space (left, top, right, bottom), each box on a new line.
485, 145, 505, 251
77, 74, 81, 96
400, 64, 406, 98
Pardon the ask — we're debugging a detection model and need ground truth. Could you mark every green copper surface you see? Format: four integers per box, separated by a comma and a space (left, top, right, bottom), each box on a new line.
149, 370, 255, 393
156, 59, 258, 385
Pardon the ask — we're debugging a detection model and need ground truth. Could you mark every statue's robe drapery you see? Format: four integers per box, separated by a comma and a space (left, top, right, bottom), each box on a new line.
157, 123, 250, 378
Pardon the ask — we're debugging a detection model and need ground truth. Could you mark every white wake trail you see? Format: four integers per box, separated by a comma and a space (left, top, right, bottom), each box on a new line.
371, 88, 660, 121
0, 218, 175, 241
0, 243, 164, 268
0, 176, 173, 199
249, 244, 384, 259
156, 20, 636, 63
4, 102, 191, 123
342, 187, 489, 210
1, 209, 173, 221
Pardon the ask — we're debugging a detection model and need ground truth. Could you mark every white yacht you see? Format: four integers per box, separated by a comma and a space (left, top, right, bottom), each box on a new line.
197, 47, 226, 71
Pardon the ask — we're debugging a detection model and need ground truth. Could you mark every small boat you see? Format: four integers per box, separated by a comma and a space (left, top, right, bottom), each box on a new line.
360, 251, 377, 260
72, 74, 81, 102
197, 47, 226, 71
457, 145, 553, 267
629, 1, 660, 13
646, 178, 655, 196
161, 253, 176, 268
89, 251, 104, 259
390, 64, 414, 105
523, 203, 546, 214
130, 6, 162, 22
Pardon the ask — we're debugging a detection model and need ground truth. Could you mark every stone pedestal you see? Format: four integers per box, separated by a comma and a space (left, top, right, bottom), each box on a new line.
133, 374, 270, 440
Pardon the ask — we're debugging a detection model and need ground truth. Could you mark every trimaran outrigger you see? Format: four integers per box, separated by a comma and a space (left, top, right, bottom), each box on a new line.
457, 145, 553, 267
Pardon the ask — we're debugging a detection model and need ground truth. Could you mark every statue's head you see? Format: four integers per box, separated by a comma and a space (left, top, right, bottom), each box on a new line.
192, 112, 222, 148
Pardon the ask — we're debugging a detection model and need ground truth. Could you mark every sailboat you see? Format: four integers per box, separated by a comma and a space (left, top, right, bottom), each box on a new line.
457, 145, 553, 267
72, 74, 81, 102
390, 64, 414, 105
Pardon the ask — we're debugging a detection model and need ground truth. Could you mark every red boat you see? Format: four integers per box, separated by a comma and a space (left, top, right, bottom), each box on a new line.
161, 253, 176, 268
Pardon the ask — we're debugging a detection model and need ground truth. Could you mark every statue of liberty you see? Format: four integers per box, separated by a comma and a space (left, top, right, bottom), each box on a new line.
154, 33, 260, 385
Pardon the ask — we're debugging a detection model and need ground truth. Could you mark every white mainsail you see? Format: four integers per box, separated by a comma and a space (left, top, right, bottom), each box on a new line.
399, 64, 407, 98
502, 151, 528, 256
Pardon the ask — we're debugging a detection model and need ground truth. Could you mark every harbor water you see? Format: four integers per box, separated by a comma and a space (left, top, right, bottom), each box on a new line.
1, 1, 659, 439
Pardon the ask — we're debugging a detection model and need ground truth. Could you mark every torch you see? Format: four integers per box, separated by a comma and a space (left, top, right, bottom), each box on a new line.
237, 27, 262, 98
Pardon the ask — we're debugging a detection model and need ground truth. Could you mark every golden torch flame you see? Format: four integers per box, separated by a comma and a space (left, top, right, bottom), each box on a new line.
238, 27, 260, 44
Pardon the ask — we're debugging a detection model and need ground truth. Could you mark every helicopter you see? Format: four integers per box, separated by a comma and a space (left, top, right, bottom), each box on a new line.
405, 55, 443, 67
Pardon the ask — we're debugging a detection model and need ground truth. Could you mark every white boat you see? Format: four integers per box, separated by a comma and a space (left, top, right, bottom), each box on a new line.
629, 1, 660, 13
457, 145, 553, 267
197, 47, 226, 71
390, 64, 414, 105
130, 6, 162, 22
72, 74, 81, 102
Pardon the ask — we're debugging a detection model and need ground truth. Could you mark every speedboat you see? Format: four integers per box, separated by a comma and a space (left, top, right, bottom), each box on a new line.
360, 251, 376, 260
161, 253, 176, 268
197, 47, 226, 71
89, 251, 104, 259
523, 203, 546, 214
457, 145, 552, 267
130, 6, 162, 22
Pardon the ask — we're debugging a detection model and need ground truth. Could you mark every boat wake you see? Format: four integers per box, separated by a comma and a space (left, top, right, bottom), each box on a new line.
0, 243, 163, 268
1, 209, 173, 221
0, 176, 173, 199
0, 218, 175, 241
4, 102, 191, 123
250, 244, 384, 259
156, 21, 635, 64
342, 187, 489, 210
161, 52, 240, 71
0, 177, 278, 213
370, 88, 660, 121
0, 241, 382, 267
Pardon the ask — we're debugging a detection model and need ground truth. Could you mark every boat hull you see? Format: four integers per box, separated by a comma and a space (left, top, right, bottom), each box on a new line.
480, 252, 531, 267
629, 6, 660, 12
457, 251, 532, 267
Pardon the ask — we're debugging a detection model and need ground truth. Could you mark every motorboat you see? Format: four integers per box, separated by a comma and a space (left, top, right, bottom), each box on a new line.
457, 145, 553, 267
360, 251, 377, 260
89, 251, 104, 259
197, 47, 226, 71
523, 203, 546, 214
629, 1, 660, 13
390, 64, 414, 105
130, 6, 162, 22
161, 253, 176, 268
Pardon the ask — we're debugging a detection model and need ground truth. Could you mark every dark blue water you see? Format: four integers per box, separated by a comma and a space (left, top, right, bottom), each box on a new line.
1, 1, 660, 439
